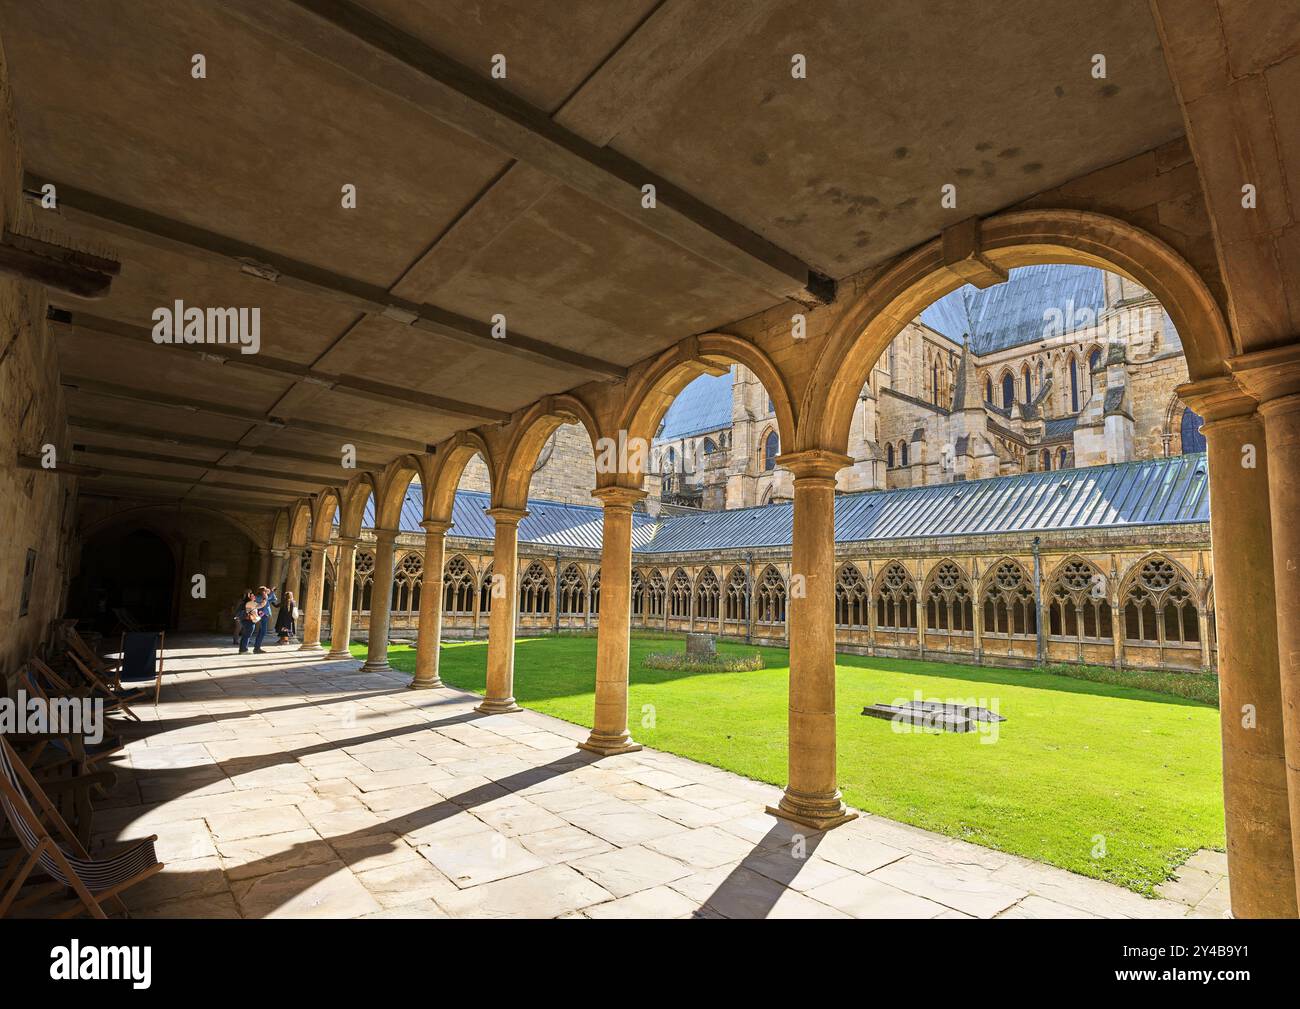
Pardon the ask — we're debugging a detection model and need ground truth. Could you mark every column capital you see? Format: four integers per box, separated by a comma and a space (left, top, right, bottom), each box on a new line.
372, 526, 401, 545
485, 506, 529, 525
270, 547, 290, 558
1228, 342, 1300, 406
335, 535, 361, 547
776, 448, 853, 481
307, 538, 330, 550
420, 518, 454, 535
592, 485, 647, 510
1175, 375, 1258, 423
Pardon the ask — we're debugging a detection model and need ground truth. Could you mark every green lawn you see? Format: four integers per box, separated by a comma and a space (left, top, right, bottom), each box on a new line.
352, 634, 1224, 894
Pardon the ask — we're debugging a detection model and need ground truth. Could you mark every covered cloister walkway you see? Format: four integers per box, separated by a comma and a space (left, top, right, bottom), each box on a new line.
84, 636, 1216, 920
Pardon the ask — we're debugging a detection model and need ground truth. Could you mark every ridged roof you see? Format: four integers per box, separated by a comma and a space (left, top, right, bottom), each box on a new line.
656, 370, 734, 441
919, 264, 1108, 355
362, 455, 1210, 554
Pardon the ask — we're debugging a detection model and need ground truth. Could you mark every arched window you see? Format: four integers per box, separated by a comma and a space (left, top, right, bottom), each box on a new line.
1180, 407, 1206, 454
631, 570, 645, 617
646, 570, 666, 618
558, 563, 586, 616
1022, 364, 1032, 403
1123, 556, 1199, 644
899, 440, 909, 467
1001, 372, 1015, 409
932, 360, 940, 404
725, 567, 750, 622
985, 376, 993, 403
393, 552, 423, 615
694, 568, 720, 620
1088, 348, 1102, 396
875, 562, 917, 630
702, 437, 718, 455
1040, 448, 1051, 471
479, 562, 494, 614
589, 570, 600, 616
669, 568, 692, 618
886, 443, 895, 468
1069, 355, 1080, 412
755, 566, 787, 624
666, 447, 676, 472
925, 561, 973, 632
763, 430, 779, 471
443, 555, 475, 615
982, 560, 1037, 636
353, 551, 376, 612
1057, 447, 1068, 469
1048, 558, 1112, 640
518, 561, 551, 616
835, 564, 869, 628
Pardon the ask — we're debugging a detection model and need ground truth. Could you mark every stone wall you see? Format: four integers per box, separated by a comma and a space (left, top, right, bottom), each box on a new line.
457, 423, 599, 506
0, 38, 75, 686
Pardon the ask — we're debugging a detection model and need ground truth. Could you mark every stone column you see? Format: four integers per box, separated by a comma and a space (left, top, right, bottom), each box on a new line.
361, 528, 399, 672
327, 537, 359, 659
270, 548, 290, 592
580, 487, 645, 756
256, 547, 271, 587
1181, 374, 1296, 917
299, 539, 329, 651
284, 550, 302, 606
478, 507, 527, 714
766, 450, 856, 831
412, 519, 452, 690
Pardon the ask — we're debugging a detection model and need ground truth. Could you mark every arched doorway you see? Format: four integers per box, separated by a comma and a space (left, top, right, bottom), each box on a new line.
70, 527, 177, 632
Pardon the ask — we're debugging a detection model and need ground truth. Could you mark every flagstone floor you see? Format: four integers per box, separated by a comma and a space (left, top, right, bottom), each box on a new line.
79, 636, 1223, 919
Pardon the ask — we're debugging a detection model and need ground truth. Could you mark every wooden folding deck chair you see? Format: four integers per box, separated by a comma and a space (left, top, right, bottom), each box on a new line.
118, 631, 166, 705
19, 659, 126, 771
62, 623, 123, 683
0, 737, 162, 918
67, 652, 144, 723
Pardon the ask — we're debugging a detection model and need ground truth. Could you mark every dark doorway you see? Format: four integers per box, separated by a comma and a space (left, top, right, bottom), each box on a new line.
69, 527, 177, 633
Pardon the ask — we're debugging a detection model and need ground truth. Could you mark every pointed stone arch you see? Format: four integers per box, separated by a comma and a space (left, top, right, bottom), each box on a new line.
497, 392, 602, 510
375, 454, 431, 531
310, 487, 343, 543
428, 431, 496, 522
339, 473, 379, 538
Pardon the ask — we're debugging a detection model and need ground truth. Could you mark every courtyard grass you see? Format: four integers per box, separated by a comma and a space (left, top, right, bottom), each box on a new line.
354, 635, 1224, 895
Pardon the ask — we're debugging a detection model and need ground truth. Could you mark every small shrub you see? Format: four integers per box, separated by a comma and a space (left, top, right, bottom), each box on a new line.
1038, 662, 1219, 706
643, 650, 765, 673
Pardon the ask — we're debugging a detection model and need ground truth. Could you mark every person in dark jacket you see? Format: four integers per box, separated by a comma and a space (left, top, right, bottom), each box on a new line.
248, 585, 278, 654
275, 590, 296, 644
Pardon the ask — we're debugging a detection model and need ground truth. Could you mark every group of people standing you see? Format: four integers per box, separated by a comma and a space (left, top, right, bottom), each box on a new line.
231, 586, 297, 654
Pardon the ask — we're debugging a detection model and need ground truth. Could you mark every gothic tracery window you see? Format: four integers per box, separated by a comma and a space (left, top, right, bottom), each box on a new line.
647, 569, 666, 618
836, 564, 869, 628
755, 565, 787, 624
875, 562, 917, 630
1123, 556, 1199, 644
925, 561, 973, 632
479, 562, 494, 614
982, 560, 1037, 636
392, 552, 422, 615
519, 561, 552, 616
694, 568, 720, 621
725, 567, 750, 622
1048, 558, 1112, 640
443, 555, 475, 615
590, 570, 600, 616
669, 568, 692, 618
558, 563, 586, 616
631, 569, 645, 617
763, 430, 779, 472
353, 551, 376, 612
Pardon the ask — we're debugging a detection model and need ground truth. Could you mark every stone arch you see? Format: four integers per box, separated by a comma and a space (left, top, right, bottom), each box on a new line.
619, 332, 797, 487
496, 393, 602, 509
375, 454, 431, 531
287, 499, 313, 549
1046, 554, 1113, 639
981, 557, 1037, 635
835, 562, 870, 628
428, 431, 496, 522
80, 503, 264, 552
310, 487, 343, 543
873, 560, 917, 630
339, 473, 378, 538
1118, 552, 1200, 644
800, 209, 1233, 454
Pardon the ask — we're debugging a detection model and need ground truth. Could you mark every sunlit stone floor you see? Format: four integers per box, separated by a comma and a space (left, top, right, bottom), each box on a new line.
59, 636, 1222, 919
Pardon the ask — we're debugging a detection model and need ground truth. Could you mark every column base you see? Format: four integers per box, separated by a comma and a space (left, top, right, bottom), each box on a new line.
475, 696, 522, 714
298, 642, 324, 652
577, 731, 642, 757
360, 660, 391, 673
766, 787, 857, 832
325, 648, 351, 659
409, 677, 444, 690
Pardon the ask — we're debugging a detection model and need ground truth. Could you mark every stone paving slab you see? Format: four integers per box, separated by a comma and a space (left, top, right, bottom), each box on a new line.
36, 635, 1223, 919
